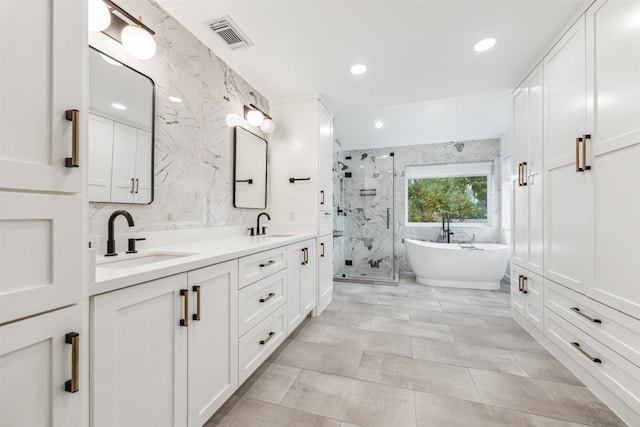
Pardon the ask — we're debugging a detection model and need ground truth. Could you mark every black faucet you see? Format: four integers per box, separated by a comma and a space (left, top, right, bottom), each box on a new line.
256, 212, 271, 236
105, 210, 135, 256
443, 213, 454, 243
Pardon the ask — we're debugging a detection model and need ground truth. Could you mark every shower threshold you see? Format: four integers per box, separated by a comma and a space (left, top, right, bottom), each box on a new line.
334, 266, 398, 285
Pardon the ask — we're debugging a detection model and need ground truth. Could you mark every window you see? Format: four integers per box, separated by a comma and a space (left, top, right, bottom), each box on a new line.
406, 162, 492, 225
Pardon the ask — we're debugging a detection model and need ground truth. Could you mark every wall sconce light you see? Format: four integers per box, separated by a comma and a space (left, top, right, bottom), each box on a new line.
244, 104, 275, 134
91, 0, 157, 60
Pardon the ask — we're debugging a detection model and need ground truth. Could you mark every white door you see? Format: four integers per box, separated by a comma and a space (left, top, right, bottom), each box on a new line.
587, 0, 640, 318
110, 122, 137, 203
91, 274, 188, 427
187, 261, 238, 427
318, 101, 333, 211
316, 234, 333, 314
88, 114, 114, 202
286, 242, 304, 333
544, 16, 593, 292
0, 0, 84, 193
0, 191, 83, 324
0, 305, 83, 427
302, 241, 316, 315
133, 129, 153, 204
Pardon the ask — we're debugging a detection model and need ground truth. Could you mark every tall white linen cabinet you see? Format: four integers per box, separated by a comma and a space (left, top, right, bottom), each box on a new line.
270, 97, 335, 315
0, 0, 88, 426
511, 0, 640, 424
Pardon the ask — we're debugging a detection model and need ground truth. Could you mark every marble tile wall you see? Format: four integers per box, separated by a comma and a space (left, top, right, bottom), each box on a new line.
88, 0, 269, 236
337, 139, 501, 274
332, 136, 345, 275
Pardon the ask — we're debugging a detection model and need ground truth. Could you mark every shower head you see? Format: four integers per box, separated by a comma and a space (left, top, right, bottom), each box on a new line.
337, 161, 348, 170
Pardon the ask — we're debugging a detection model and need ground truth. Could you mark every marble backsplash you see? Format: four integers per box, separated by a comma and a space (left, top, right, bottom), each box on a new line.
88, 0, 269, 236
337, 139, 501, 274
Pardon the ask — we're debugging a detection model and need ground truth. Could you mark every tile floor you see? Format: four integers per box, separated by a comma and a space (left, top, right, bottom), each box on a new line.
205, 277, 626, 427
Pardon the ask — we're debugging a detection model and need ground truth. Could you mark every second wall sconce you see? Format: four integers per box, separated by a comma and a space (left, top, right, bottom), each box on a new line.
89, 0, 157, 60
225, 91, 276, 134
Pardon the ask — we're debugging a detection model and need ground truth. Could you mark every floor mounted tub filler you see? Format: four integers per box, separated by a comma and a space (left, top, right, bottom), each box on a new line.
405, 239, 509, 290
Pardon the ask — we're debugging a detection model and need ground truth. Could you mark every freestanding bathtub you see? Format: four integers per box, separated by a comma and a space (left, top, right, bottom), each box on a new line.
405, 239, 509, 290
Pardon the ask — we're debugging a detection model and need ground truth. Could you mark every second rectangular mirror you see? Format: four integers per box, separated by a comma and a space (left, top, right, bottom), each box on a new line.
233, 127, 267, 209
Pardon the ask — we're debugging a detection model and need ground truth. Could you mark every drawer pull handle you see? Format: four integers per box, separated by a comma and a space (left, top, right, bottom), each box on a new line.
521, 162, 527, 186
259, 292, 276, 303
65, 109, 80, 168
571, 342, 601, 363
260, 331, 276, 345
180, 289, 189, 327
570, 307, 601, 323
65, 332, 80, 393
582, 134, 591, 171
192, 285, 201, 321
259, 260, 276, 268
576, 137, 583, 172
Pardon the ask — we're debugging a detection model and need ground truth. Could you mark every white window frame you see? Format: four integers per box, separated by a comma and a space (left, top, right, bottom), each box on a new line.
405, 161, 493, 227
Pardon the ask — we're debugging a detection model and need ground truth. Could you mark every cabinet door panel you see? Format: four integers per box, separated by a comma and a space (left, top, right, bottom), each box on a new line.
526, 66, 544, 274
302, 243, 316, 314
88, 114, 114, 202
511, 178, 528, 267
0, 305, 82, 427
317, 235, 333, 314
91, 274, 188, 427
0, 191, 82, 324
511, 266, 526, 318
187, 260, 238, 427
0, 0, 83, 193
318, 101, 333, 210
286, 246, 303, 333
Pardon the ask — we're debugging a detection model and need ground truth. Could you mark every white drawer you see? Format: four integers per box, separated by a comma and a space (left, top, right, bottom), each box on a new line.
545, 279, 640, 367
319, 210, 332, 236
544, 308, 640, 415
238, 246, 286, 288
239, 270, 286, 336
238, 304, 287, 384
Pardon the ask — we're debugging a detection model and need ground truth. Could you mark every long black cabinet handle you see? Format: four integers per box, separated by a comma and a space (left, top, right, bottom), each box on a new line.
570, 307, 601, 323
571, 342, 601, 363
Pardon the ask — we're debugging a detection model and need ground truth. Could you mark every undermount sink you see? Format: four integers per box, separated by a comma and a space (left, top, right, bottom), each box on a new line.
96, 251, 196, 270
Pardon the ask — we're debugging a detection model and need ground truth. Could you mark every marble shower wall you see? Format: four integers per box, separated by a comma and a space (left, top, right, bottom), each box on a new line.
332, 136, 345, 276
88, 0, 269, 236
339, 139, 501, 274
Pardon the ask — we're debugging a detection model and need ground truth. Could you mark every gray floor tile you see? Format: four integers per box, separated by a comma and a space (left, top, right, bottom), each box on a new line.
312, 310, 374, 329
511, 351, 583, 385
289, 321, 331, 343
376, 295, 443, 311
281, 369, 416, 427
412, 337, 528, 376
451, 327, 547, 354
368, 316, 454, 342
206, 396, 340, 427
274, 339, 363, 377
238, 363, 301, 404
470, 369, 625, 426
440, 301, 513, 317
414, 392, 590, 427
334, 292, 380, 305
356, 352, 480, 402
321, 326, 412, 357
341, 301, 410, 320
324, 299, 346, 312
409, 308, 523, 332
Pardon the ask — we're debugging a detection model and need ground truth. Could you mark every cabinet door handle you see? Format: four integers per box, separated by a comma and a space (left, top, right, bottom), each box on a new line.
130, 178, 134, 194
192, 285, 201, 321
180, 289, 189, 327
518, 163, 522, 186
259, 331, 276, 345
305, 248, 309, 264
259, 260, 275, 268
65, 332, 80, 393
570, 342, 601, 363
134, 178, 139, 194
320, 190, 325, 205
576, 137, 583, 172
522, 276, 528, 294
259, 292, 276, 303
321, 242, 325, 257
521, 162, 527, 186
518, 275, 523, 292
570, 307, 601, 323
65, 109, 80, 168
582, 134, 591, 171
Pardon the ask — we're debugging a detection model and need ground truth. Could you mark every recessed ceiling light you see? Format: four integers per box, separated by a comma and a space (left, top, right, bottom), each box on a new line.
473, 38, 496, 52
374, 121, 383, 129
111, 103, 127, 110
350, 64, 367, 75
168, 96, 182, 103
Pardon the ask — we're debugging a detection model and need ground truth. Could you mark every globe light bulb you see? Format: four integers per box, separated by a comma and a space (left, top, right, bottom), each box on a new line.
260, 119, 275, 134
247, 109, 264, 127
121, 23, 156, 60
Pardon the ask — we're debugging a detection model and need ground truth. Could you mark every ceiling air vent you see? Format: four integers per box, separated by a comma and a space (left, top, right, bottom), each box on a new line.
206, 16, 252, 50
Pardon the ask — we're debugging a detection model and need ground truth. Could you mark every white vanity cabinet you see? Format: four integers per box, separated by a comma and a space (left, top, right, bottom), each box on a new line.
91, 260, 238, 427
286, 239, 316, 334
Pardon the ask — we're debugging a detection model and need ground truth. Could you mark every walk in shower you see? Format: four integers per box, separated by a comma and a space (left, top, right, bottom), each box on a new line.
333, 151, 397, 283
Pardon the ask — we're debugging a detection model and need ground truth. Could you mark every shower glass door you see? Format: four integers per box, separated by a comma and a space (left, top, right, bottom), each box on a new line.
334, 151, 395, 282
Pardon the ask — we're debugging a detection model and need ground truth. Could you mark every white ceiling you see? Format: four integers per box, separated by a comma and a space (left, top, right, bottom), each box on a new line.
156, 0, 586, 150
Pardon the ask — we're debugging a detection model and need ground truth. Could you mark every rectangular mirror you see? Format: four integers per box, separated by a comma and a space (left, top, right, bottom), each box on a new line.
88, 47, 154, 204
233, 127, 267, 209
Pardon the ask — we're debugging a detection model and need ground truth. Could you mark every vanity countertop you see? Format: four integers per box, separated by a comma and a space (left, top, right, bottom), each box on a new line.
91, 233, 316, 296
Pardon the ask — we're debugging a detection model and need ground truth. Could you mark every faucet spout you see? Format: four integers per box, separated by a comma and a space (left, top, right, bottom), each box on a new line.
106, 210, 135, 256
256, 212, 271, 235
